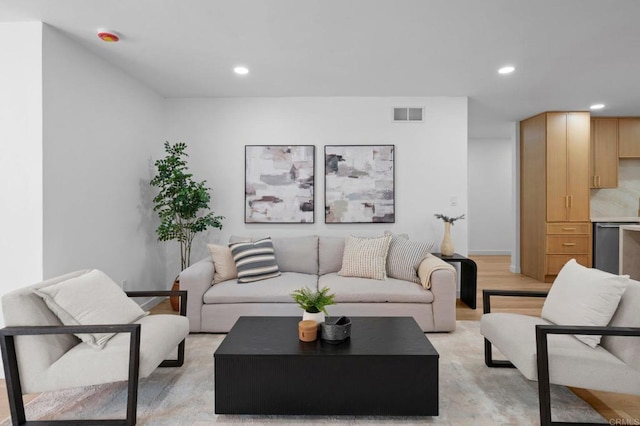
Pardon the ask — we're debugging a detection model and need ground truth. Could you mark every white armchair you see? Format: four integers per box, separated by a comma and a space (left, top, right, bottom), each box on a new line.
0, 269, 190, 425
480, 260, 640, 426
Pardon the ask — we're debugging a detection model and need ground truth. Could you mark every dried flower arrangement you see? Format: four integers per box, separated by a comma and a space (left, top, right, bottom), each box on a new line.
434, 213, 465, 225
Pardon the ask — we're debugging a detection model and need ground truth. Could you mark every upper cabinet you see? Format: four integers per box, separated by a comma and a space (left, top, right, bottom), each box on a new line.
590, 118, 618, 188
546, 112, 591, 222
619, 118, 640, 158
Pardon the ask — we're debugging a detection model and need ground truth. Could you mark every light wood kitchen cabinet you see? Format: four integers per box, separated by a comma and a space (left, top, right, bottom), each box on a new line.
520, 112, 592, 282
546, 112, 590, 222
590, 118, 618, 188
618, 118, 640, 158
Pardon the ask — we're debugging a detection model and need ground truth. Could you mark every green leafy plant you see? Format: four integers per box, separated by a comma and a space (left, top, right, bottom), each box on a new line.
290, 286, 336, 314
151, 141, 224, 270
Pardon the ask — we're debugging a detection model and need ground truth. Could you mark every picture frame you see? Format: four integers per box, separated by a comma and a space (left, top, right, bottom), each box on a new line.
324, 145, 395, 223
245, 145, 315, 223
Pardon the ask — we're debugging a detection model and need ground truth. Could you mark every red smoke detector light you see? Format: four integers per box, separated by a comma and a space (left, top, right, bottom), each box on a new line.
97, 30, 120, 42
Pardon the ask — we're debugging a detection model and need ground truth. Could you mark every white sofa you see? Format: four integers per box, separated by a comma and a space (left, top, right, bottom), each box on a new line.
180, 235, 457, 333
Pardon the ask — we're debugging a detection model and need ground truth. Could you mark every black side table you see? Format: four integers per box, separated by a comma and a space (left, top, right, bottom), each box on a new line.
431, 253, 477, 309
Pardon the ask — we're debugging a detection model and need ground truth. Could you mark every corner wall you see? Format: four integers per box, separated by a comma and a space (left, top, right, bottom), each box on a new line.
164, 97, 468, 275
42, 25, 167, 291
0, 22, 44, 326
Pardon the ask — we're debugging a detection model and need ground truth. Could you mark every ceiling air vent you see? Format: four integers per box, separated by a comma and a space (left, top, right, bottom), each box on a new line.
393, 107, 424, 122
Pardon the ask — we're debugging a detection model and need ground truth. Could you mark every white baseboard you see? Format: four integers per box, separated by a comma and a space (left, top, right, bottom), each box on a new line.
509, 265, 521, 274
141, 296, 164, 311
467, 250, 512, 256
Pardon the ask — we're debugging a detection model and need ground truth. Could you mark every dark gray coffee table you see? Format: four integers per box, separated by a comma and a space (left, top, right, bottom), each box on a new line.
214, 316, 439, 416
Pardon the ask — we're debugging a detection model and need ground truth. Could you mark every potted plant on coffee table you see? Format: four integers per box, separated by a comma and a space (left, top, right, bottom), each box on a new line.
291, 286, 336, 323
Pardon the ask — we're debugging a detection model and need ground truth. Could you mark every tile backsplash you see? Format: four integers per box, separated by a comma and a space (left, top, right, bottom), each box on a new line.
591, 159, 640, 217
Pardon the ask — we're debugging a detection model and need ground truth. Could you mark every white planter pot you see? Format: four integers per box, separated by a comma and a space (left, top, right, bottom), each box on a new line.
302, 311, 325, 323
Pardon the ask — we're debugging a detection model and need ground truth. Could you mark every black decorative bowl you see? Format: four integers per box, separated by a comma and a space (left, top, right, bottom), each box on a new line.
320, 316, 351, 344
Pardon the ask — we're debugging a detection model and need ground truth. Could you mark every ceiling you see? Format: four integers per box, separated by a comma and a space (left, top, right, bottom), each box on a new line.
1, 0, 639, 137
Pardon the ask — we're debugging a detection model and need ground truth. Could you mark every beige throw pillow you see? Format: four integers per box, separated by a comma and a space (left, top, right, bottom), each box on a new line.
33, 269, 148, 349
338, 234, 392, 280
207, 244, 238, 284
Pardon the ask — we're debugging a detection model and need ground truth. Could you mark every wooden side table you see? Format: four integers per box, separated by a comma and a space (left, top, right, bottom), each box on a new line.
431, 253, 477, 309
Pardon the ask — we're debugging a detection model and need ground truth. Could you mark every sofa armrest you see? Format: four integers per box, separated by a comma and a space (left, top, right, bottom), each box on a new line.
482, 289, 548, 314
430, 268, 457, 331
179, 257, 215, 332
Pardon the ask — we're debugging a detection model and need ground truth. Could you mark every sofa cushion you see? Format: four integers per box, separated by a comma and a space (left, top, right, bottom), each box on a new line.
32, 269, 148, 349
480, 312, 640, 395
319, 273, 433, 303
318, 236, 345, 275
229, 237, 281, 283
203, 272, 317, 304
338, 234, 392, 280
272, 235, 319, 275
542, 259, 629, 348
386, 234, 433, 283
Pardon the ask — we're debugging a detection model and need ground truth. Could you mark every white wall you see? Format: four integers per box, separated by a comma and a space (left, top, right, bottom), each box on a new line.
164, 97, 468, 275
468, 136, 515, 255
0, 22, 44, 327
41, 25, 167, 291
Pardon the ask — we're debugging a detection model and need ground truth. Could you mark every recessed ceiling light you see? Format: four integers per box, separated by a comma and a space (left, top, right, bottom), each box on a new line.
590, 104, 605, 110
498, 66, 515, 75
234, 66, 249, 75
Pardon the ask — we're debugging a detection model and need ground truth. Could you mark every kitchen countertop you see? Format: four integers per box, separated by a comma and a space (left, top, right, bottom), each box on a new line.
591, 217, 640, 223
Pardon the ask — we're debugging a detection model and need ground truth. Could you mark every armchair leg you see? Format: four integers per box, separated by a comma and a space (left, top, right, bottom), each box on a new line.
535, 327, 607, 426
1, 335, 26, 425
0, 328, 141, 426
159, 339, 186, 368
484, 338, 515, 368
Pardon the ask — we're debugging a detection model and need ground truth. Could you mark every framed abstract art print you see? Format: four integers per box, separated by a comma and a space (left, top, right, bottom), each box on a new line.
245, 145, 315, 223
324, 145, 395, 223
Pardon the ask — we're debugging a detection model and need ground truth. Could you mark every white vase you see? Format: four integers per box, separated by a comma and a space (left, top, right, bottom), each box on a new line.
302, 311, 325, 323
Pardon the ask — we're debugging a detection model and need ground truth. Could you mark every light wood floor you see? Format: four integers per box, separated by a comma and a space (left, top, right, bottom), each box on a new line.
1, 255, 639, 422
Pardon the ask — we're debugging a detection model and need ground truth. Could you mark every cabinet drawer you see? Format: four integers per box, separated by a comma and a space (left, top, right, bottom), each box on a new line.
546, 235, 590, 254
546, 255, 590, 275
546, 223, 590, 235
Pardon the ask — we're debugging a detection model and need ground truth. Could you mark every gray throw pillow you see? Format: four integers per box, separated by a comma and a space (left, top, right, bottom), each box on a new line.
386, 234, 434, 283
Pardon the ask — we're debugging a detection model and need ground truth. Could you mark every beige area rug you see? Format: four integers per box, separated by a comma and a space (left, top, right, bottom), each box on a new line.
1, 321, 605, 426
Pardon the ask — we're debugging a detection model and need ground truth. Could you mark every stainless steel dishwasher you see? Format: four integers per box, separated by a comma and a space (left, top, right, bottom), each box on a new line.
593, 222, 640, 274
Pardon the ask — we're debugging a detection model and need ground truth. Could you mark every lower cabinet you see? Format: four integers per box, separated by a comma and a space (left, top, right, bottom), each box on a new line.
544, 222, 591, 281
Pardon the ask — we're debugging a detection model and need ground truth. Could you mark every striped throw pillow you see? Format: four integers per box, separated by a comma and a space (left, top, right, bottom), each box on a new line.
386, 234, 434, 283
338, 234, 392, 280
229, 237, 281, 283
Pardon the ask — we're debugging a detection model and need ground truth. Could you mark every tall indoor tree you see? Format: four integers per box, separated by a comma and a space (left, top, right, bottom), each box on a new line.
151, 141, 224, 271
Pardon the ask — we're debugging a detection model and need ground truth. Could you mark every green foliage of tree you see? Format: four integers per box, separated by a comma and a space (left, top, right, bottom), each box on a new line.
151, 141, 224, 270
290, 286, 336, 314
